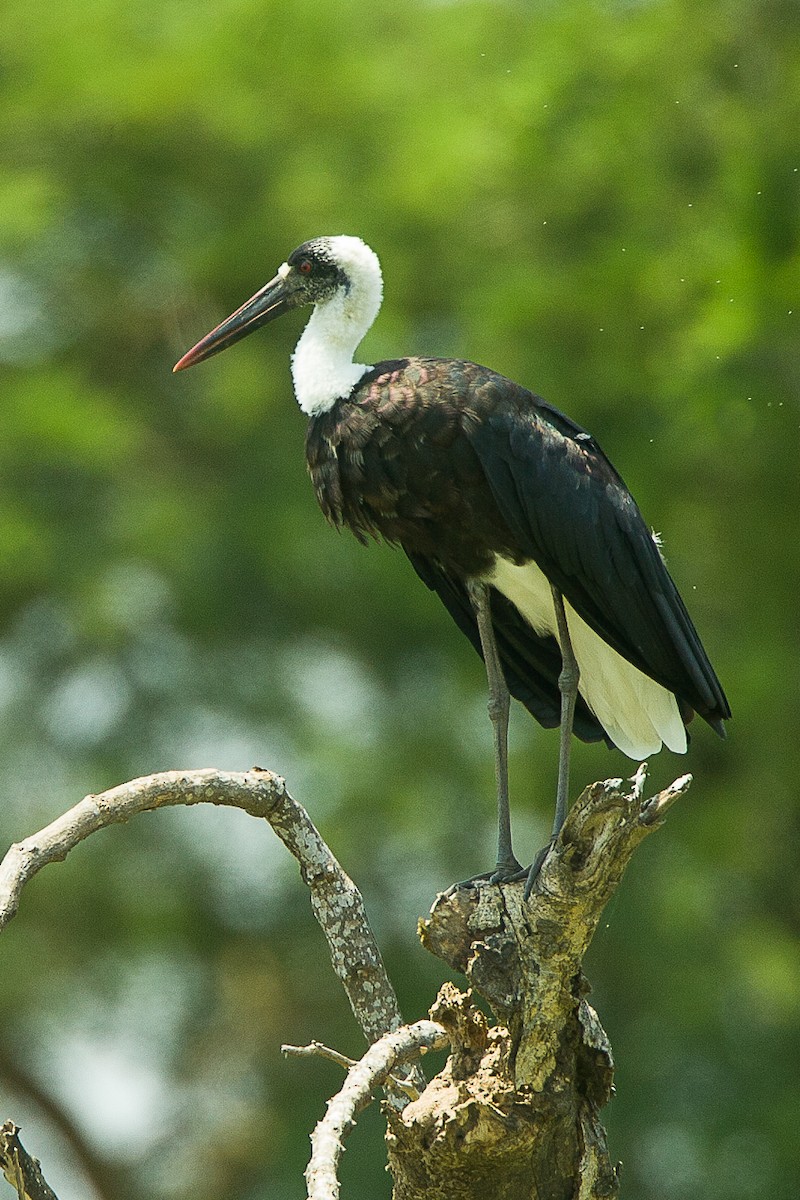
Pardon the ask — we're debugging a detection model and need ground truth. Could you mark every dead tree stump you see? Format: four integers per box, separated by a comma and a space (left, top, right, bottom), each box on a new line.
385, 769, 691, 1200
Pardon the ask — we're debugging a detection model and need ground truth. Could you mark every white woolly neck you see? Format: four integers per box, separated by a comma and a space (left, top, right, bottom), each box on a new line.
290, 236, 383, 416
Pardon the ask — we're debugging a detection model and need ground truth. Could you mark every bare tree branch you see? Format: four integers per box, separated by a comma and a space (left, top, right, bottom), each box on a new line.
305, 1020, 449, 1200
0, 768, 422, 1100
0, 1122, 60, 1200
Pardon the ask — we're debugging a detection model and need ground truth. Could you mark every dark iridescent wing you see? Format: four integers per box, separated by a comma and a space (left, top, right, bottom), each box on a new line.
463, 379, 729, 731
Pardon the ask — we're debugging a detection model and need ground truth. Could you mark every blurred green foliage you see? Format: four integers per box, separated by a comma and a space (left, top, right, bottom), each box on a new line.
0, 0, 798, 1196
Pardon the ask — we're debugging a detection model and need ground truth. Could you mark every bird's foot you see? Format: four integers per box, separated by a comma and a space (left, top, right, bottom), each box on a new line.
522, 837, 557, 900
489, 856, 526, 885
442, 872, 490, 897
444, 855, 524, 895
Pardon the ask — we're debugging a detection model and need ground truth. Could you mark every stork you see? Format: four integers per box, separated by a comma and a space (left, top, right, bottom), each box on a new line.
174, 235, 730, 892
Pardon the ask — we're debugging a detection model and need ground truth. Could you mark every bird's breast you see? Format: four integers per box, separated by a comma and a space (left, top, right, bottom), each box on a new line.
305, 361, 526, 575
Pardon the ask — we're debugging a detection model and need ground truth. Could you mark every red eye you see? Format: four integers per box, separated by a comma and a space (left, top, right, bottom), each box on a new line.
298, 259, 312, 275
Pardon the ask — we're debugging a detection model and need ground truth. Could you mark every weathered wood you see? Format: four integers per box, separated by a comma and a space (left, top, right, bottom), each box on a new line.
385, 768, 691, 1200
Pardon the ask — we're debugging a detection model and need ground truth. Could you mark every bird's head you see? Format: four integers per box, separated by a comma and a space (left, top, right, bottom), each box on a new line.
173, 235, 382, 373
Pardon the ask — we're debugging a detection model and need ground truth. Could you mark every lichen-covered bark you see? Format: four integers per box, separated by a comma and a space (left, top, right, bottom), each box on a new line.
0, 768, 405, 1053
386, 770, 691, 1200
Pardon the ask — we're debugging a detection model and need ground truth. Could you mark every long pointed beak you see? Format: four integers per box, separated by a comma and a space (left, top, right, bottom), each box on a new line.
173, 272, 295, 372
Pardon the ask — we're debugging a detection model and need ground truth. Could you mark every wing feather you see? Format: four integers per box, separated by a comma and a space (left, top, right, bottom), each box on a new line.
466, 390, 730, 728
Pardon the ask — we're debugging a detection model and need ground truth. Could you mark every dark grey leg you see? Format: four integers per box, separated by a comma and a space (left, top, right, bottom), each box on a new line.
550, 584, 580, 840
467, 580, 521, 879
524, 586, 581, 898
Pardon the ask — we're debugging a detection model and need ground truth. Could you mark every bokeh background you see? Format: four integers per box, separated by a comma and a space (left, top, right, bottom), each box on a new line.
1, 0, 798, 1196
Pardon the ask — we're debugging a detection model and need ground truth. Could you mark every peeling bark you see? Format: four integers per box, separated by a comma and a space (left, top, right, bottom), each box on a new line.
385, 769, 691, 1200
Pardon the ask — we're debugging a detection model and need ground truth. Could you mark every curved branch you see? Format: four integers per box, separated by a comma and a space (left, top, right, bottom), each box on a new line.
0, 768, 289, 934
305, 1020, 449, 1200
0, 768, 421, 1099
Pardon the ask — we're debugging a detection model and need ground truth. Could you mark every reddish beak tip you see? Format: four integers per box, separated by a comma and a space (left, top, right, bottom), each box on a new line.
172, 351, 193, 373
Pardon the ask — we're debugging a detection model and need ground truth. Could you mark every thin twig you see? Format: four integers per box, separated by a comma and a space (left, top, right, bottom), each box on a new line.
305, 1020, 449, 1200
283, 1041, 359, 1071
282, 1042, 419, 1100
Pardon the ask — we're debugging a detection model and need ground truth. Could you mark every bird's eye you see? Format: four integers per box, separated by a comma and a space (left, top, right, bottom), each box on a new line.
298, 259, 313, 275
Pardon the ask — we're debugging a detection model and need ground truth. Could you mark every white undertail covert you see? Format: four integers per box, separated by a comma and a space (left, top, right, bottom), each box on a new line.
488, 556, 688, 759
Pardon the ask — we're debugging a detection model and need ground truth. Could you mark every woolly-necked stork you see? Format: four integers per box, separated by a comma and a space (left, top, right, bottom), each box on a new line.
174, 235, 730, 890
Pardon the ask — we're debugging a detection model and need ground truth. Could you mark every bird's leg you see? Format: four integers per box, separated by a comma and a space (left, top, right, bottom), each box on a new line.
525, 586, 580, 898
467, 580, 522, 880
550, 584, 580, 839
